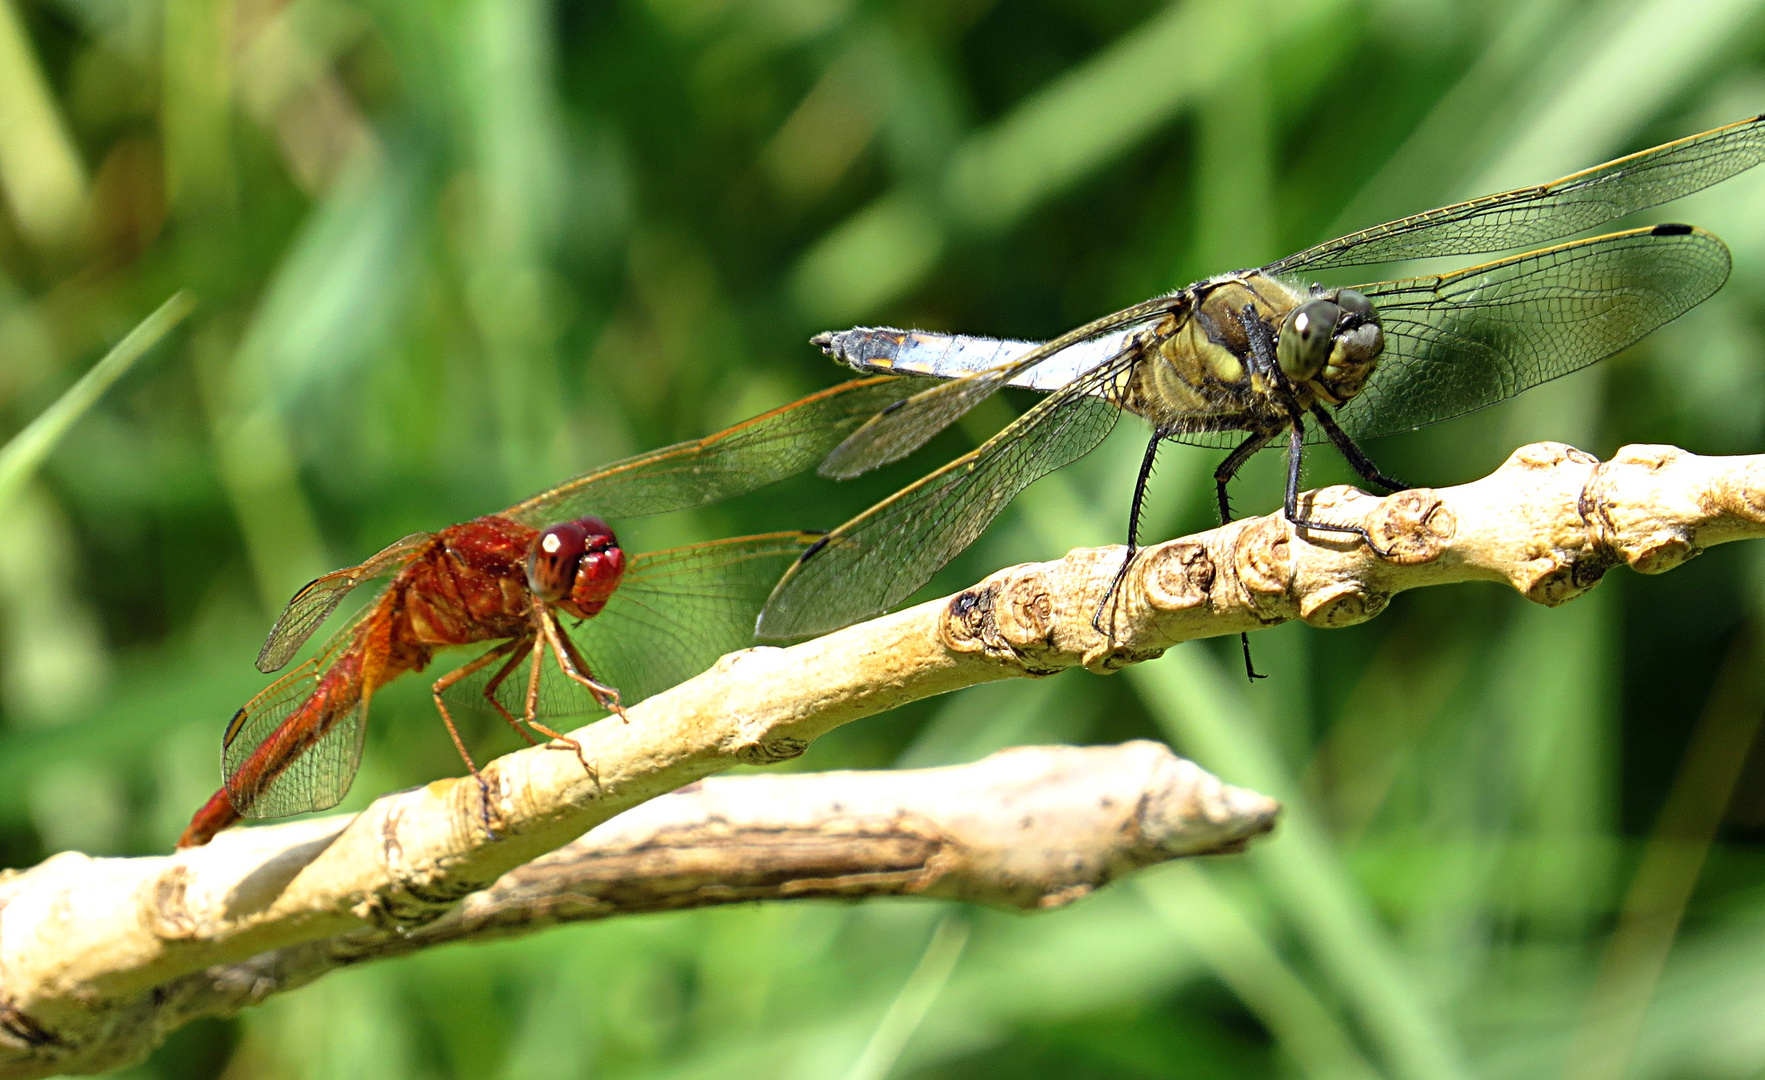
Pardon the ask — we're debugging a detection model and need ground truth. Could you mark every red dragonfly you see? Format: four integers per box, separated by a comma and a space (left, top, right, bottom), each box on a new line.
178, 377, 915, 847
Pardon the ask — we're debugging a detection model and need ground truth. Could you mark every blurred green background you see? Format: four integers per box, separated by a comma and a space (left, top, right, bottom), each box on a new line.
4, 0, 1765, 1076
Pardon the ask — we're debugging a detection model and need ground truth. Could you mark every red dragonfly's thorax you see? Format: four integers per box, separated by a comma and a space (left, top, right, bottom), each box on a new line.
393, 515, 539, 648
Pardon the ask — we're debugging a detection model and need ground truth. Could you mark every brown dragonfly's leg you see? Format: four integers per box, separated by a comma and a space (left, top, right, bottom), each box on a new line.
1214, 430, 1274, 526
1235, 304, 1387, 556
480, 635, 542, 747
1308, 403, 1408, 492
431, 638, 525, 836
1213, 430, 1275, 681
1278, 420, 1398, 558
1092, 431, 1165, 636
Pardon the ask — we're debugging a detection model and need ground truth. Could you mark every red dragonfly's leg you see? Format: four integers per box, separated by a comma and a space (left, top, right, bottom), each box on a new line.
522, 632, 545, 730
510, 632, 604, 786
431, 638, 527, 830
537, 606, 626, 721
518, 607, 613, 785
478, 634, 541, 747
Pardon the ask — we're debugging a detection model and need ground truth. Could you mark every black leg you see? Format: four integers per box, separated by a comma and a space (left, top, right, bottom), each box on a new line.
1214, 430, 1274, 525
1093, 432, 1165, 635
1309, 404, 1408, 492
1280, 418, 1374, 542
1241, 631, 1265, 681
1213, 429, 1275, 683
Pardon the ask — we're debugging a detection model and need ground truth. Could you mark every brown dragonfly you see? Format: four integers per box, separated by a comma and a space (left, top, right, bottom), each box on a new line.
178, 376, 917, 847
758, 114, 1765, 667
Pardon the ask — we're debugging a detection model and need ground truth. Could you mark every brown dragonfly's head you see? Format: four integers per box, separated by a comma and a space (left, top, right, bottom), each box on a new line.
526, 515, 627, 617
1276, 287, 1384, 403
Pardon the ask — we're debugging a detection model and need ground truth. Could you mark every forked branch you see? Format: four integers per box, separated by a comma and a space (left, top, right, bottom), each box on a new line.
0, 743, 1274, 1076
0, 439, 1758, 1076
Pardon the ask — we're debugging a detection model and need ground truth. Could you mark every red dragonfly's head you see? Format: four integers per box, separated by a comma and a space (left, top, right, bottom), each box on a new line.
526, 515, 626, 617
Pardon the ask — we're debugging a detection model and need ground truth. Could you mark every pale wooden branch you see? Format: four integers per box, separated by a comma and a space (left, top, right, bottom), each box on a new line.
0, 439, 1756, 1075
0, 742, 1275, 1076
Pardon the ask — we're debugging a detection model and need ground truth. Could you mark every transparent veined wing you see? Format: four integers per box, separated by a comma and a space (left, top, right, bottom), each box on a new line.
224, 622, 372, 819
445, 533, 819, 726
1326, 224, 1730, 441
256, 532, 432, 674
1267, 114, 1765, 275
759, 355, 1137, 640
816, 296, 1176, 480
501, 378, 924, 528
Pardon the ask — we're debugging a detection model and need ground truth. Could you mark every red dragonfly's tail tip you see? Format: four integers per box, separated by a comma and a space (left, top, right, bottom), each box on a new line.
177, 789, 241, 849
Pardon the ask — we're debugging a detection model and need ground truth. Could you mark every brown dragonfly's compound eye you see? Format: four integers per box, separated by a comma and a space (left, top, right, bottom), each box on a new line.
1333, 288, 1378, 326
1278, 298, 1343, 383
528, 521, 590, 603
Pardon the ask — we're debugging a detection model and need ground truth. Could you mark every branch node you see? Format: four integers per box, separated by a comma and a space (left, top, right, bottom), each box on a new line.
1369, 488, 1455, 564
1232, 517, 1295, 602
1506, 441, 1599, 472
1141, 541, 1215, 612
943, 566, 1065, 674
1298, 581, 1387, 627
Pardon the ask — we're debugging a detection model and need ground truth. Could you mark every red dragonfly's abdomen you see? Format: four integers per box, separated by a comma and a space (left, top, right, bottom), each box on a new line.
178, 644, 384, 847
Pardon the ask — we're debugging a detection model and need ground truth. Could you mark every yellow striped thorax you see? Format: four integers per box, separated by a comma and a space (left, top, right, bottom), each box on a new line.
1120, 272, 1385, 433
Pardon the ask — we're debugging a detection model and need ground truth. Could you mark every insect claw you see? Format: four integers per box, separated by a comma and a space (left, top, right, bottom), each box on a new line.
475, 774, 501, 842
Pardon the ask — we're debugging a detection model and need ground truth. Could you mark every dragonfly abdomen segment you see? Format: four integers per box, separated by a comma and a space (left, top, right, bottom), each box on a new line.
221, 647, 375, 818
814, 326, 1131, 392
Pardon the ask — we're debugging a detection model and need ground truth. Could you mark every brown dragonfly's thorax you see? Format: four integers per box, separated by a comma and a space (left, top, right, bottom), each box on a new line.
1121, 271, 1385, 433
393, 515, 539, 648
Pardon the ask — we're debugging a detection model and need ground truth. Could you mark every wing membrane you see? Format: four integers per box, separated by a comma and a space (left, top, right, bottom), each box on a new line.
503, 378, 923, 527
1269, 114, 1765, 275
817, 296, 1175, 479
1327, 225, 1730, 440
256, 532, 431, 673
224, 627, 370, 819
760, 357, 1134, 640
445, 533, 817, 725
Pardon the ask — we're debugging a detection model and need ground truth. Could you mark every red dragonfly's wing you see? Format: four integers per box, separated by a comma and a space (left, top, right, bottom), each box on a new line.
444, 532, 819, 728
256, 532, 433, 674
224, 618, 372, 818
499, 377, 922, 527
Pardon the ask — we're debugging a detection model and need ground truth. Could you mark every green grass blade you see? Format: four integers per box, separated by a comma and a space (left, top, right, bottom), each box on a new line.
1129, 650, 1473, 1080
0, 291, 194, 511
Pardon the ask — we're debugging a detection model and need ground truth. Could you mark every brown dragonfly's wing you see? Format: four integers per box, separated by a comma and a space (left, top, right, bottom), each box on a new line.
444, 533, 819, 726
256, 532, 433, 674
223, 624, 371, 819
1322, 225, 1730, 442
500, 378, 927, 528
1267, 114, 1765, 275
816, 297, 1174, 480
758, 353, 1136, 641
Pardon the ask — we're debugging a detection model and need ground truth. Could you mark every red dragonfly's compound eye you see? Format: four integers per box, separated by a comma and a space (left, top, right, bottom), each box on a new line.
526, 516, 624, 610
570, 518, 625, 614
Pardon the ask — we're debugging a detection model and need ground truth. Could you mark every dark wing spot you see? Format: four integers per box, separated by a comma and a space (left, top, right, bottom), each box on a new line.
1651, 222, 1693, 236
